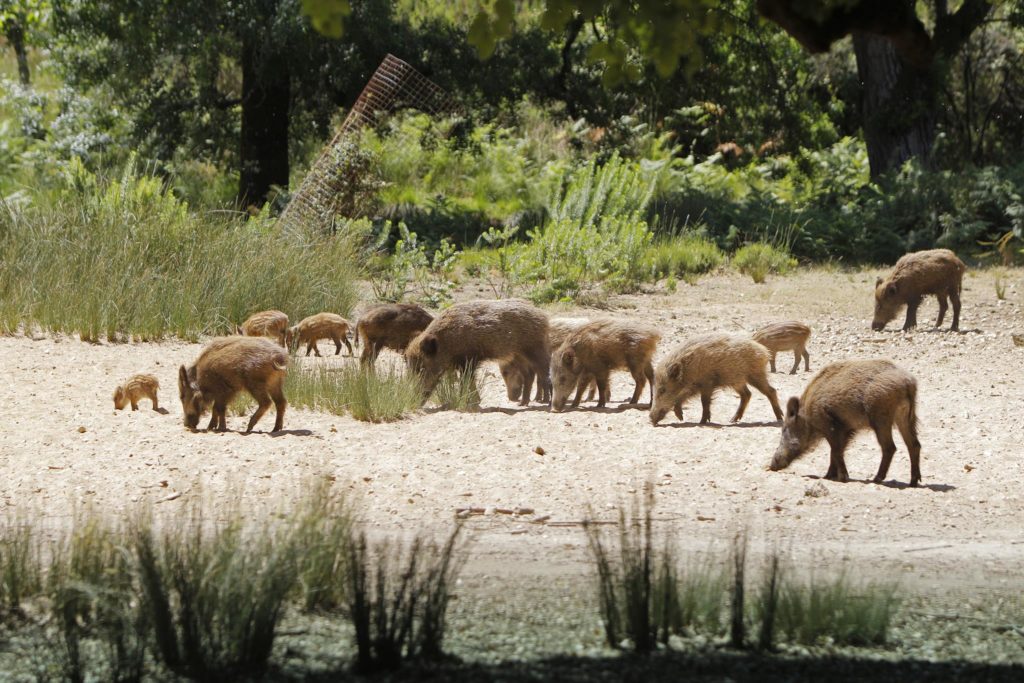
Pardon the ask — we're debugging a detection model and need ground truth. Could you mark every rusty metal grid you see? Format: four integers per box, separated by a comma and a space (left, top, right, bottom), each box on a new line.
277, 54, 453, 233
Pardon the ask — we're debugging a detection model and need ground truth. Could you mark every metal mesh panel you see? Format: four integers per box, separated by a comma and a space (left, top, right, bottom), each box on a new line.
277, 54, 453, 233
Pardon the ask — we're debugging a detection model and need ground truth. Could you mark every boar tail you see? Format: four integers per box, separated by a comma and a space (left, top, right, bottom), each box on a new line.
354, 321, 361, 345
906, 382, 918, 430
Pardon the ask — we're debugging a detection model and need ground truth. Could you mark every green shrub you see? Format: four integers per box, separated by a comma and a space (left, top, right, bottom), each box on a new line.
0, 158, 364, 341
646, 234, 725, 281
286, 362, 423, 423
732, 242, 797, 283
776, 570, 898, 646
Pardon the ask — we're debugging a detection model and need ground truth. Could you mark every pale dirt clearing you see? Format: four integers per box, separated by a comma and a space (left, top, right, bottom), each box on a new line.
2, 267, 1023, 610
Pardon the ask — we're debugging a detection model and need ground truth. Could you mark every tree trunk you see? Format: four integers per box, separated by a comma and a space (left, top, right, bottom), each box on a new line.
5, 18, 31, 86
853, 32, 937, 178
238, 38, 290, 209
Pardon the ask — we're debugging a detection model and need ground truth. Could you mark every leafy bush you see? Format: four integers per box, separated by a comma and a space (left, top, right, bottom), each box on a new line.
646, 234, 725, 281
369, 222, 460, 307
732, 243, 797, 283
0, 158, 365, 341
286, 362, 423, 423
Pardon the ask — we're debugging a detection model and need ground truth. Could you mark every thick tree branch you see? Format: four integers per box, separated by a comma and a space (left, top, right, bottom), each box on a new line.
933, 0, 993, 59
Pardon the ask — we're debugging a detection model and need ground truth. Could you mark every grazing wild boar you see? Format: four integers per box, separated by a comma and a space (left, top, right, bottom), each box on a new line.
405, 299, 550, 405
287, 312, 353, 357
355, 303, 434, 365
650, 334, 783, 425
500, 317, 594, 403
769, 359, 921, 487
113, 374, 160, 411
550, 319, 660, 411
178, 336, 288, 433
752, 321, 811, 374
872, 248, 966, 332
237, 310, 289, 347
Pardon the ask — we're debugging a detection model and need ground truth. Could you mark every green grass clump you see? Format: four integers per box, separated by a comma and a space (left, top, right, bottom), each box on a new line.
776, 571, 898, 646
0, 158, 364, 341
346, 523, 466, 672
291, 481, 354, 612
646, 235, 725, 281
431, 364, 482, 411
732, 242, 797, 283
0, 516, 42, 620
286, 362, 423, 423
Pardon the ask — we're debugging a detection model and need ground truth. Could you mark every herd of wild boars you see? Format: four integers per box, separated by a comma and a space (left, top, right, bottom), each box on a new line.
113, 248, 965, 488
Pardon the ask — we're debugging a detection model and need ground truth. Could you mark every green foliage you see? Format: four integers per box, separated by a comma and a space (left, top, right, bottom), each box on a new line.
286, 362, 424, 423
369, 222, 461, 307
0, 159, 363, 341
732, 243, 797, 283
775, 570, 899, 646
431, 364, 482, 411
0, 515, 41, 620
645, 234, 725, 281
289, 481, 353, 612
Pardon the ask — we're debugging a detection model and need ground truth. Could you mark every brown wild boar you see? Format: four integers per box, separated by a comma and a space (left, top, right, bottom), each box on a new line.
355, 303, 434, 365
769, 359, 921, 487
499, 317, 595, 403
550, 319, 660, 411
752, 321, 811, 374
405, 300, 550, 405
178, 336, 288, 433
872, 249, 966, 332
237, 310, 289, 347
650, 334, 783, 425
113, 374, 160, 411
287, 312, 353, 356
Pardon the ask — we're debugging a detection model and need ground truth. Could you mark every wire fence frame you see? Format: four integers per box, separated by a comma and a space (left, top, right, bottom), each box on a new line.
277, 54, 455, 234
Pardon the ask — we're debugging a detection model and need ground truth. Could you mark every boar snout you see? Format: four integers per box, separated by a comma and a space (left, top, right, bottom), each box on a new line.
871, 320, 886, 332
649, 406, 668, 425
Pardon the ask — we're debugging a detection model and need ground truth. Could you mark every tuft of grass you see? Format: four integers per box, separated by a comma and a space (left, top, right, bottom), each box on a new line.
0, 158, 364, 341
286, 362, 423, 423
291, 480, 353, 612
0, 516, 42, 621
755, 552, 783, 651
732, 242, 797, 283
132, 504, 297, 680
994, 268, 1007, 300
431, 363, 482, 411
674, 558, 726, 638
776, 570, 899, 646
645, 235, 725, 281
730, 531, 747, 648
345, 522, 466, 673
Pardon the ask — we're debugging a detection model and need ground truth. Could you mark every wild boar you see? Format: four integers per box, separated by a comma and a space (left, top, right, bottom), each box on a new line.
499, 317, 594, 403
769, 359, 921, 487
405, 299, 550, 405
237, 310, 289, 347
650, 334, 783, 425
178, 336, 288, 433
113, 374, 160, 411
355, 304, 434, 365
287, 312, 353, 357
872, 249, 966, 332
550, 319, 660, 411
752, 321, 811, 374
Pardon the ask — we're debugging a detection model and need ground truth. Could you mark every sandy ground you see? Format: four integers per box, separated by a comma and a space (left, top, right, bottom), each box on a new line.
2, 267, 1024, 606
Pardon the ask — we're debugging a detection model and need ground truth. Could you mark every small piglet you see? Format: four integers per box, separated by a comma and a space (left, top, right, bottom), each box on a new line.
113, 374, 160, 411
288, 312, 353, 356
500, 317, 594, 404
752, 321, 811, 374
650, 334, 783, 425
873, 248, 966, 332
178, 336, 288, 433
356, 303, 434, 365
769, 359, 922, 487
550, 319, 660, 411
238, 310, 289, 347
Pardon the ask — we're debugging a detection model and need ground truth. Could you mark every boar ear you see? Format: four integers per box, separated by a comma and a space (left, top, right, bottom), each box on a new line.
786, 396, 800, 418
875, 276, 883, 288
420, 334, 439, 357
667, 361, 683, 381
178, 365, 189, 391
885, 282, 898, 296
561, 348, 576, 370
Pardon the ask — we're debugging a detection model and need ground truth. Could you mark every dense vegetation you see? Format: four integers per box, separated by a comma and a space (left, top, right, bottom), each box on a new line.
1, 0, 1022, 327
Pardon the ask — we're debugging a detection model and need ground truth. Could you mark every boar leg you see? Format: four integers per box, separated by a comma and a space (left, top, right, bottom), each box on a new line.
525, 349, 551, 406
586, 381, 597, 402
870, 419, 897, 485
935, 294, 948, 328
130, 399, 139, 411
673, 400, 683, 421
731, 385, 752, 423
902, 297, 921, 331
769, 352, 777, 373
341, 335, 353, 356
789, 349, 802, 375
895, 410, 922, 487
644, 362, 655, 406
595, 376, 611, 408
949, 289, 961, 332
802, 347, 810, 372
823, 429, 851, 482
209, 400, 228, 432
627, 365, 647, 405
749, 375, 784, 420
150, 393, 159, 411
246, 390, 273, 433
699, 389, 713, 424
571, 376, 589, 408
